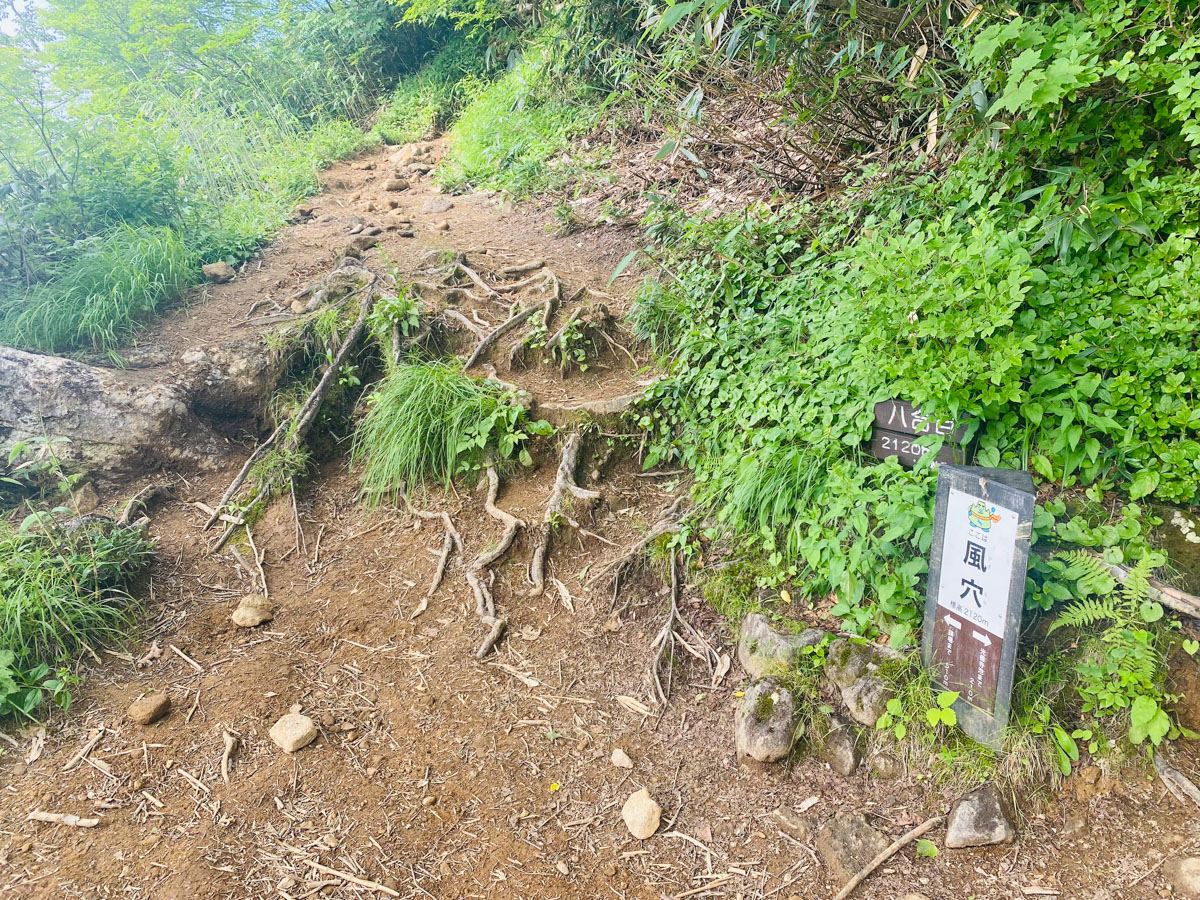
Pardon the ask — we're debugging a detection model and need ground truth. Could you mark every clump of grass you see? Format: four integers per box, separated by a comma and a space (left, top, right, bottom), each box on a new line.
0, 519, 154, 673
0, 225, 193, 353
353, 362, 505, 501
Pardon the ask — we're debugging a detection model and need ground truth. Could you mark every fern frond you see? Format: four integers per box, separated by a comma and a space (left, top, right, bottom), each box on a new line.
1120, 555, 1154, 605
1048, 596, 1125, 632
1054, 550, 1117, 597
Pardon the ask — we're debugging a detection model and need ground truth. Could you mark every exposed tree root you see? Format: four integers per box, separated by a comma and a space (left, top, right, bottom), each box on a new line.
467, 466, 526, 658
205, 273, 379, 540
528, 432, 601, 595
500, 259, 545, 277
402, 490, 464, 599
466, 302, 545, 370
589, 497, 686, 609
1156, 750, 1200, 811
647, 553, 720, 705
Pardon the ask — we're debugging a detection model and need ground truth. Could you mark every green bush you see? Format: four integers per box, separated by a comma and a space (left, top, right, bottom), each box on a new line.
372, 38, 489, 145
353, 361, 549, 501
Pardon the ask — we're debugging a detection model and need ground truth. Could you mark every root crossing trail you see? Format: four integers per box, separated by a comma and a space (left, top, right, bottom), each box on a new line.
1, 142, 1197, 900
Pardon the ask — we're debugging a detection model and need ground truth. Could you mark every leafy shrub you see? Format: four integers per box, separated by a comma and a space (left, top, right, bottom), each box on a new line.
0, 225, 193, 352
353, 361, 550, 501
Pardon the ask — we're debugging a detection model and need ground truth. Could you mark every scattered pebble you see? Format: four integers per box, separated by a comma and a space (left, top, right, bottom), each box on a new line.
231, 594, 273, 628
556, 861, 569, 876
611, 747, 634, 770
621, 788, 661, 840
433, 220, 450, 232
384, 178, 410, 192
269, 713, 318, 753
128, 691, 171, 725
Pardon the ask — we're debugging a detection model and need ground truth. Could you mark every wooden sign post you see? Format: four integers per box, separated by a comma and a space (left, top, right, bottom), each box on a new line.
921, 465, 1035, 750
869, 400, 968, 467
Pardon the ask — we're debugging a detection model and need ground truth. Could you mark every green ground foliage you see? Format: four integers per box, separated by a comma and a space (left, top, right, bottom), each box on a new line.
0, 514, 153, 718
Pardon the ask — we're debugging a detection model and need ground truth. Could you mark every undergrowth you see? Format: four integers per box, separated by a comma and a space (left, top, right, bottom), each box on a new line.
0, 515, 153, 719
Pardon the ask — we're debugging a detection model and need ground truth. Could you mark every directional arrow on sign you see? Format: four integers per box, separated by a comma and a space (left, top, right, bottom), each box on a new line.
971, 630, 991, 646
945, 616, 962, 630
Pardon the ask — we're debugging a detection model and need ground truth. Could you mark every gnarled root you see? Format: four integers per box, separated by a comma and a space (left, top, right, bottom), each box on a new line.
402, 489, 464, 604
648, 553, 720, 706
205, 274, 379, 541
467, 466, 525, 657
528, 432, 601, 595
589, 498, 686, 610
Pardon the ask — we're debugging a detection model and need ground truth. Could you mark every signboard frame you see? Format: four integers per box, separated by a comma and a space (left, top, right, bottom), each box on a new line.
869, 400, 970, 468
921, 465, 1035, 750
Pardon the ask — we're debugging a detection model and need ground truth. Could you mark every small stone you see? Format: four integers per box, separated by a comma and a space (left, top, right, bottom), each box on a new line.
423, 196, 454, 214
384, 178, 410, 192
556, 861, 569, 875
422, 795, 437, 807
201, 261, 236, 284
433, 220, 450, 232
1062, 812, 1088, 838
231, 594, 273, 628
316, 213, 335, 223
270, 713, 318, 753
735, 678, 802, 765
128, 691, 171, 725
773, 804, 815, 843
842, 675, 894, 727
1165, 857, 1200, 897
815, 811, 890, 884
389, 144, 417, 166
945, 783, 1017, 848
870, 752, 903, 780
409, 162, 434, 174
348, 234, 379, 253
737, 613, 825, 679
70, 482, 101, 515
294, 205, 314, 218
348, 222, 364, 235
611, 747, 634, 769
823, 716, 862, 776
319, 710, 336, 727
622, 788, 661, 840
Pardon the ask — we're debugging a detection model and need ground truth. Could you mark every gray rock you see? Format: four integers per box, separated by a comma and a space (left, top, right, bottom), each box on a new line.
815, 811, 890, 883
738, 613, 824, 679
735, 679, 802, 765
423, 196, 454, 214
823, 716, 862, 776
945, 784, 1016, 848
348, 234, 379, 253
383, 177, 410, 192
842, 675, 894, 727
270, 713, 318, 753
202, 261, 236, 283
825, 638, 899, 689
128, 691, 171, 725
870, 752, 903, 780
1165, 857, 1200, 897
773, 804, 816, 843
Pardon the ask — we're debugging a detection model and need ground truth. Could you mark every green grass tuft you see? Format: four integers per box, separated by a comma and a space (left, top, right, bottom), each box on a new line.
0, 225, 193, 353
353, 362, 505, 501
0, 519, 153, 674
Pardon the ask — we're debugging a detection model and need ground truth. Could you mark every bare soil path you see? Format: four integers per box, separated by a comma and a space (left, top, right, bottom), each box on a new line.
1, 142, 1198, 900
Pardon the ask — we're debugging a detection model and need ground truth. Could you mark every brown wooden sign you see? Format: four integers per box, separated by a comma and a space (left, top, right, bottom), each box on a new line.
869, 400, 968, 467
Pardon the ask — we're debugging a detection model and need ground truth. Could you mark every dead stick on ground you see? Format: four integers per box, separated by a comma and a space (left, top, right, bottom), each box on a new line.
206, 276, 378, 530
832, 814, 946, 900
27, 811, 100, 828
305, 860, 400, 898
528, 432, 600, 595
246, 527, 268, 599
221, 731, 237, 785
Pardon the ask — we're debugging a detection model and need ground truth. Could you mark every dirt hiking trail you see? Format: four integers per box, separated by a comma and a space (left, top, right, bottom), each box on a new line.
1, 142, 1198, 900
